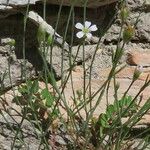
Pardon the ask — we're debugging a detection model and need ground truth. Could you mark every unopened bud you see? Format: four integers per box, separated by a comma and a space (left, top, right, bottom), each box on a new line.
120, 7, 129, 22
133, 65, 143, 80
7, 39, 16, 47
123, 24, 135, 43
37, 24, 46, 44
115, 82, 120, 91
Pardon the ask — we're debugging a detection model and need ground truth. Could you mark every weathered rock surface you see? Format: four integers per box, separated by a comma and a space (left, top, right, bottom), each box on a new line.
0, 49, 150, 149
104, 0, 150, 48
0, 45, 36, 91
0, 0, 149, 93
126, 50, 150, 66
47, 0, 118, 8
136, 12, 150, 42
0, 44, 109, 89
0, 0, 150, 149
0, 2, 117, 41
0, 0, 118, 8
0, 0, 116, 87
0, 0, 117, 89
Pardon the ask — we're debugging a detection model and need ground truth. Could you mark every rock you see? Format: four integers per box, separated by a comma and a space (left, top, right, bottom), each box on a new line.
131, 139, 150, 150
103, 0, 150, 48
50, 65, 150, 118
0, 43, 100, 89
0, 1, 118, 45
127, 0, 144, 9
117, 67, 150, 81
103, 25, 121, 43
97, 66, 150, 81
136, 13, 150, 42
28, 11, 69, 50
126, 50, 150, 67
127, 0, 150, 11
0, 2, 117, 41
0, 46, 36, 90
0, 38, 14, 45
0, 0, 38, 6
46, 44, 101, 78
47, 0, 118, 8
145, 0, 150, 6
55, 135, 67, 145
0, 0, 118, 9
0, 111, 42, 149
0, 1, 118, 90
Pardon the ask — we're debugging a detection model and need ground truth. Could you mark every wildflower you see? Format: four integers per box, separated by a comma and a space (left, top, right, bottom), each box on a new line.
75, 21, 98, 40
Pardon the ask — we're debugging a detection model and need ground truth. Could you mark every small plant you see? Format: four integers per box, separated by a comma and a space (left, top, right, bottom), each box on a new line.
92, 96, 138, 140
14, 80, 59, 132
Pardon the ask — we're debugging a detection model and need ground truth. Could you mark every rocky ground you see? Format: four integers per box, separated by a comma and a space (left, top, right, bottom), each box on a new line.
0, 0, 150, 149
0, 45, 150, 149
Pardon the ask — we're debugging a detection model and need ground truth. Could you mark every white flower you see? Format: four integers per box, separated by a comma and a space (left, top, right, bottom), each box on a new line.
75, 21, 98, 39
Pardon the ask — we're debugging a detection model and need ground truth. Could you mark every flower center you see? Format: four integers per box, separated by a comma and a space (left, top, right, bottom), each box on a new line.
82, 27, 89, 34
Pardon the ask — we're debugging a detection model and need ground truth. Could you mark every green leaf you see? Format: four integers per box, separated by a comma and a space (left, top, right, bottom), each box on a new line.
114, 100, 120, 112
126, 96, 132, 106
100, 114, 109, 128
18, 85, 28, 94
52, 108, 60, 117
41, 88, 54, 107
119, 98, 125, 107
31, 80, 39, 94
106, 104, 116, 119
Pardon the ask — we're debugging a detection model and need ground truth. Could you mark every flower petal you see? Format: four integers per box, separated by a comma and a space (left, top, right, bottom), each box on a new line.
89, 25, 98, 31
85, 21, 91, 28
76, 31, 84, 38
86, 33, 92, 39
75, 23, 84, 30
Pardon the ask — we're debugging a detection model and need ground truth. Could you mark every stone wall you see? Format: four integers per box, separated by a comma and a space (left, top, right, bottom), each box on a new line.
0, 0, 150, 89
104, 0, 150, 48
0, 1, 117, 89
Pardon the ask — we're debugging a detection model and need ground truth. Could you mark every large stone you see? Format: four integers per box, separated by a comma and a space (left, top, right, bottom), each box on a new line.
136, 13, 150, 42
126, 50, 150, 67
47, 0, 118, 8
0, 45, 36, 91
0, 0, 38, 5
0, 0, 117, 90
0, 43, 101, 89
0, 0, 118, 8
96, 66, 150, 81
128, 0, 150, 10
0, 2, 117, 39
103, 0, 150, 46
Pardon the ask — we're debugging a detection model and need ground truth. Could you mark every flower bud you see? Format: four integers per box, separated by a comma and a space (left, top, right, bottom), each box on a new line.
115, 82, 120, 91
123, 24, 135, 43
7, 39, 16, 47
37, 24, 46, 44
120, 7, 129, 22
133, 65, 143, 81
